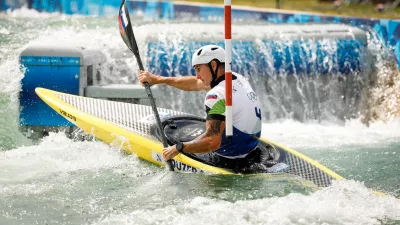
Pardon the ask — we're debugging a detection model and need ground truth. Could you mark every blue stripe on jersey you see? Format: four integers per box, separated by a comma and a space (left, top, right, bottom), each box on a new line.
215, 127, 261, 157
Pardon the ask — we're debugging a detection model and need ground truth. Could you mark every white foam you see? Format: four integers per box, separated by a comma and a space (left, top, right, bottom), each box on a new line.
0, 57, 30, 150
0, 27, 10, 35
0, 57, 24, 95
96, 180, 400, 225
262, 118, 400, 150
5, 5, 69, 19
0, 132, 142, 182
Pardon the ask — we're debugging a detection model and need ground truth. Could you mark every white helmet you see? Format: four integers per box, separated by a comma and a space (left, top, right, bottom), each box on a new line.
192, 45, 225, 67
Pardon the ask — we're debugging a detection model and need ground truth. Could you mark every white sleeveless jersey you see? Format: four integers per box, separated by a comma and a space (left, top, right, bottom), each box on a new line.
204, 72, 262, 158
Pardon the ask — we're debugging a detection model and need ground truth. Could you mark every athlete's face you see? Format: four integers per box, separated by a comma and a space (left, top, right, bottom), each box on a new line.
195, 61, 220, 85
194, 64, 212, 85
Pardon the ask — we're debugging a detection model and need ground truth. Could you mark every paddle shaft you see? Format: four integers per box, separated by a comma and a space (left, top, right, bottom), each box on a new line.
119, 0, 174, 171
134, 51, 171, 149
133, 48, 174, 172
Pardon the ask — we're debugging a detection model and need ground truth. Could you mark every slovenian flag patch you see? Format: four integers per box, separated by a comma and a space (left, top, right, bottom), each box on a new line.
118, 4, 129, 35
206, 94, 218, 100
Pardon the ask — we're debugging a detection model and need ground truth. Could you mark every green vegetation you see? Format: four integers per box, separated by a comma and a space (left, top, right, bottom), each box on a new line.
179, 0, 400, 20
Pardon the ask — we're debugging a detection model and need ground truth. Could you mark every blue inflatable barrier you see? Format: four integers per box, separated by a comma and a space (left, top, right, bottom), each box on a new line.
19, 56, 80, 127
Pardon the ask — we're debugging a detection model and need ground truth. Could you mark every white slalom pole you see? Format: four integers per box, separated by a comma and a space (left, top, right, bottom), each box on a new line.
224, 0, 233, 139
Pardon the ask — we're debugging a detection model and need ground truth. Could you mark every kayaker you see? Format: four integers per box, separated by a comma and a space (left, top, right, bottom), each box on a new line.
139, 45, 263, 172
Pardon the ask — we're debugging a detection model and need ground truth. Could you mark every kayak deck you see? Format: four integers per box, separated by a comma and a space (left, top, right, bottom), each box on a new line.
35, 87, 343, 188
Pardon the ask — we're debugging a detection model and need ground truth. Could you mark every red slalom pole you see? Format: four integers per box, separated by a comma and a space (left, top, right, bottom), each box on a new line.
224, 0, 233, 139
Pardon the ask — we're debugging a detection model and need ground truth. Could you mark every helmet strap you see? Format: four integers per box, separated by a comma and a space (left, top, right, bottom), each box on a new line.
208, 60, 221, 88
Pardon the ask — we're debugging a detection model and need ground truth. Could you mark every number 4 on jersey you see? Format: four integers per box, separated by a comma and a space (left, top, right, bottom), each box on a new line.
255, 107, 261, 120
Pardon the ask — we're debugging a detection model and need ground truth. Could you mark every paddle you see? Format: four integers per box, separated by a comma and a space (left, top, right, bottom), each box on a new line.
118, 0, 174, 171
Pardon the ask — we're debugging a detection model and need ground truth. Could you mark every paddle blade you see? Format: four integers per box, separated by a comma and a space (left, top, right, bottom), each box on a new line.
118, 0, 144, 70
118, 0, 134, 51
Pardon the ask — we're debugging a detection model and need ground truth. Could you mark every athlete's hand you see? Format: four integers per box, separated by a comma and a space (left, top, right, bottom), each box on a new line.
139, 70, 158, 87
163, 145, 179, 161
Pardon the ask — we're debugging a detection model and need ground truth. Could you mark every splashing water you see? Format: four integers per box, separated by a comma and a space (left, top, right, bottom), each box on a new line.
0, 9, 399, 225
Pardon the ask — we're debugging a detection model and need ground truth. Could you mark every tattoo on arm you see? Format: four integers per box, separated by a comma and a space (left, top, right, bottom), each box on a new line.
206, 120, 223, 137
185, 119, 225, 153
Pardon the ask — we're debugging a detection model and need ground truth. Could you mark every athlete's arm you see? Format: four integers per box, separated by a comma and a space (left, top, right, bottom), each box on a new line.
183, 119, 225, 153
162, 119, 225, 161
139, 71, 210, 91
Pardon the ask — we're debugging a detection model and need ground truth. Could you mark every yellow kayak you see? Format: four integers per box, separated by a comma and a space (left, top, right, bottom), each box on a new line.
35, 87, 343, 188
